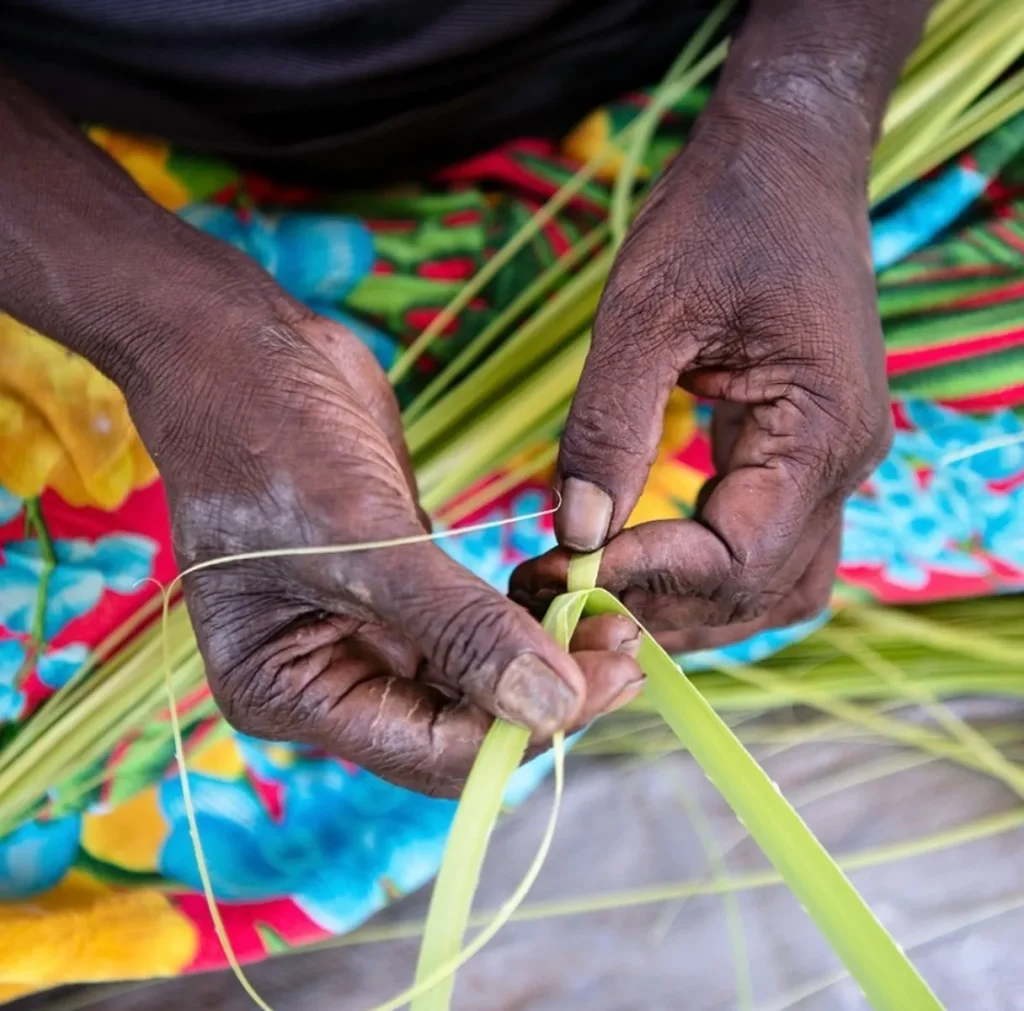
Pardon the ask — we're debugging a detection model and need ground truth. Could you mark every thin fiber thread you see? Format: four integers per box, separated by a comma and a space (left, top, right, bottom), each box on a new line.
158, 503, 567, 1010
158, 523, 949, 1010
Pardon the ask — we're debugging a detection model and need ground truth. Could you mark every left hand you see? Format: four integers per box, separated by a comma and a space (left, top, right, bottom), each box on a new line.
512, 106, 892, 652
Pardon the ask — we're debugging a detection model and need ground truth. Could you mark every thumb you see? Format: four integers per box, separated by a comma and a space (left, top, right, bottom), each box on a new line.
369, 541, 590, 738
556, 316, 677, 551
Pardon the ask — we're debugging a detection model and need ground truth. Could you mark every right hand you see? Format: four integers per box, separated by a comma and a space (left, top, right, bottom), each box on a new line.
0, 72, 642, 795
132, 305, 644, 797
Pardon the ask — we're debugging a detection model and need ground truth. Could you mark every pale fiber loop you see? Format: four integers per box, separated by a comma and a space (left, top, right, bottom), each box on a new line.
160, 506, 564, 1011
164, 500, 560, 583
409, 594, 587, 1008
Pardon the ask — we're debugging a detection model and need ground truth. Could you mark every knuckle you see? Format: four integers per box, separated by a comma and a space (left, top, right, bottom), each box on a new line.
419, 774, 463, 800
866, 408, 895, 466
636, 566, 695, 600
211, 666, 279, 738
561, 393, 653, 470
728, 590, 775, 625
406, 584, 514, 689
717, 565, 779, 624
598, 261, 723, 366
204, 618, 337, 743
597, 251, 697, 352
600, 249, 664, 314
779, 380, 891, 494
841, 400, 893, 487
778, 584, 830, 626
597, 279, 665, 344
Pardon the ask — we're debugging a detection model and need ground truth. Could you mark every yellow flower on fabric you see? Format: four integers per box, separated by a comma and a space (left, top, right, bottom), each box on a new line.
81, 734, 245, 873
0, 317, 157, 509
0, 870, 196, 991
629, 390, 704, 526
87, 127, 191, 211
188, 735, 247, 779
562, 109, 627, 182
0, 982, 38, 1004
81, 788, 167, 873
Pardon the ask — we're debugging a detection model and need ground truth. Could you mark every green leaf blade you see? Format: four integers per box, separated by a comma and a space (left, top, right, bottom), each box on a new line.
582, 588, 944, 1011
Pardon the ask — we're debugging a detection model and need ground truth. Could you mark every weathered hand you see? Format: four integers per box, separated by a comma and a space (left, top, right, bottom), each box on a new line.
513, 109, 891, 652
140, 310, 642, 796
0, 69, 642, 795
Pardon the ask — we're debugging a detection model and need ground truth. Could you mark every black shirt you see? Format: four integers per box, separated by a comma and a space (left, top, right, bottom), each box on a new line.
0, 0, 721, 185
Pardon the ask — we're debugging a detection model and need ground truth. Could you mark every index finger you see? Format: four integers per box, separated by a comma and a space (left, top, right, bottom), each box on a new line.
602, 458, 840, 625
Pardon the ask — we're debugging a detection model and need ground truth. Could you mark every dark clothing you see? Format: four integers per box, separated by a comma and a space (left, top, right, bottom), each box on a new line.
0, 0, 722, 185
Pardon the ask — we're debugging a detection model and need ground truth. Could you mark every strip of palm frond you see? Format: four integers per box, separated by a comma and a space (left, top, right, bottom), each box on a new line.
0, 602, 205, 836
588, 596, 1024, 758
5, 585, 1022, 844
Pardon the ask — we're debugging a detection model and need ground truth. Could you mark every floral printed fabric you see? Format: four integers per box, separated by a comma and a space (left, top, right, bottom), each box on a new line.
0, 99, 1023, 999
843, 401, 1024, 598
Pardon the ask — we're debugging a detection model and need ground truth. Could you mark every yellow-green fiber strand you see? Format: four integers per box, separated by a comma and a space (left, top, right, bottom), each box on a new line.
568, 567, 942, 1009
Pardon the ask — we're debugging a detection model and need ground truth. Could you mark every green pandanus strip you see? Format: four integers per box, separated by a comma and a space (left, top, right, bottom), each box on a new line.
411, 551, 943, 1011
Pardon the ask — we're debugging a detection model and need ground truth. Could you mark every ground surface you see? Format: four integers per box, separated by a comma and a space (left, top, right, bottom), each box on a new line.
18, 704, 1024, 1011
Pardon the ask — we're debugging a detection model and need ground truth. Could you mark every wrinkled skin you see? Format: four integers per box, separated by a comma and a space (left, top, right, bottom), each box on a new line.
512, 110, 892, 651
0, 68, 643, 797
152, 100, 892, 796
146, 306, 644, 798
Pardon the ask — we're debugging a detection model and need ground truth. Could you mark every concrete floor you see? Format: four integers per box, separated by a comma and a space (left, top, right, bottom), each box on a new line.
18, 705, 1024, 1011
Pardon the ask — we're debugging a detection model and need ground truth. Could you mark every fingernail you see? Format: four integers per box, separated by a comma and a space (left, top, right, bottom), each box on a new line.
495, 653, 578, 736
558, 478, 613, 552
616, 628, 643, 659
607, 677, 646, 713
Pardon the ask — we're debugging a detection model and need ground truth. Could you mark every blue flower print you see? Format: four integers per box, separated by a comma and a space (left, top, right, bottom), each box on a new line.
842, 451, 999, 590
439, 520, 506, 590
0, 487, 21, 526
686, 401, 1024, 666
37, 643, 91, 691
0, 640, 27, 723
0, 640, 89, 719
439, 490, 556, 594
0, 534, 157, 639
900, 401, 1024, 481
181, 206, 375, 303
507, 490, 557, 561
330, 773, 457, 901
845, 402, 1024, 564
0, 814, 81, 898
160, 762, 413, 933
0, 549, 102, 638
871, 163, 986, 270
161, 730, 565, 934
90, 535, 159, 592
985, 483, 1024, 572
684, 612, 831, 671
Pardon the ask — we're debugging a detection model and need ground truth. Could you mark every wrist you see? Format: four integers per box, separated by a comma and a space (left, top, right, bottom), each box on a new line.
85, 229, 298, 403
107, 264, 308, 467
0, 71, 299, 404
677, 92, 872, 214
698, 0, 931, 185
2, 203, 304, 429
